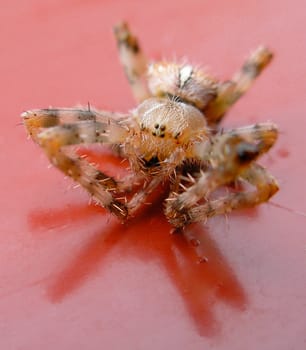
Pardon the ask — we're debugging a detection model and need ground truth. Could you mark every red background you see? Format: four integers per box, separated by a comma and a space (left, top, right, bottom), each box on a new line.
1, 0, 306, 349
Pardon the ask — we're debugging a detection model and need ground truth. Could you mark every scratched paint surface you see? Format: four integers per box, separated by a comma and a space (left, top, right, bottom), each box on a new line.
1, 0, 306, 349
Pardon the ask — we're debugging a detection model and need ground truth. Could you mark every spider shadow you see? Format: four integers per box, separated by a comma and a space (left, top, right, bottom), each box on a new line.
29, 198, 249, 337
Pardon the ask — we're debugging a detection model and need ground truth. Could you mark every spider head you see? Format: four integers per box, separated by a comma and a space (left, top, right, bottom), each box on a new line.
132, 97, 208, 167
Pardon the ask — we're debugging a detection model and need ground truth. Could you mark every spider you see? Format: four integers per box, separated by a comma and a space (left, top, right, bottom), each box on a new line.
22, 22, 279, 230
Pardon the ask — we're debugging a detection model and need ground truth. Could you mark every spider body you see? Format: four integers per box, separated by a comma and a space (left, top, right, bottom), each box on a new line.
22, 22, 279, 229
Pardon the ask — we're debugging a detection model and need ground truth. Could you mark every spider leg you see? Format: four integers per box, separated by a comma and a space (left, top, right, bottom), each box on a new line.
22, 109, 131, 220
22, 108, 128, 143
181, 163, 279, 226
165, 122, 278, 227
114, 22, 150, 103
127, 177, 163, 216
204, 46, 273, 125
220, 122, 278, 155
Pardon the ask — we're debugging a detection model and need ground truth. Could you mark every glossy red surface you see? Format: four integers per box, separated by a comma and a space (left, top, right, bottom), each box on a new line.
1, 0, 306, 348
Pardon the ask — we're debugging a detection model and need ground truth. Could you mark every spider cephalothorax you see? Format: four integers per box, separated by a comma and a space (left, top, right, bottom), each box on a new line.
22, 22, 278, 229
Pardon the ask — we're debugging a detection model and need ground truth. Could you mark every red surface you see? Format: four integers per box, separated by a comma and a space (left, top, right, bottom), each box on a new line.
1, 0, 306, 349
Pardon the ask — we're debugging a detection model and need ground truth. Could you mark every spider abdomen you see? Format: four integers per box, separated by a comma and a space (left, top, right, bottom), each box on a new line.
147, 62, 218, 110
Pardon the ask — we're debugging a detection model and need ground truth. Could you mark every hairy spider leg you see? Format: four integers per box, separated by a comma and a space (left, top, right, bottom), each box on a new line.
185, 163, 279, 225
114, 22, 150, 103
204, 46, 273, 125
22, 108, 128, 141
22, 109, 130, 220
165, 122, 279, 227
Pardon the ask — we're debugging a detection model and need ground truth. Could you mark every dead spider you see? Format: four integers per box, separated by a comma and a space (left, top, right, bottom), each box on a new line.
22, 22, 279, 230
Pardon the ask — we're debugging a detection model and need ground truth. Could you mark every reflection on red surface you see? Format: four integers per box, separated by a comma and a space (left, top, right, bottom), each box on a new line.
29, 199, 247, 336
